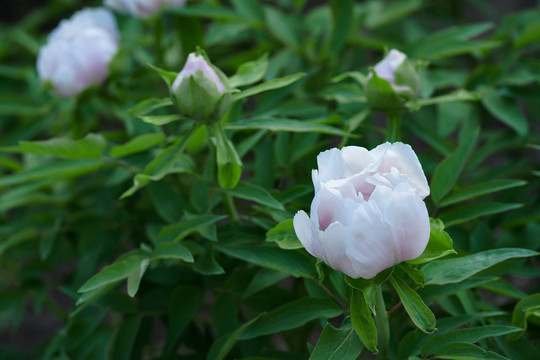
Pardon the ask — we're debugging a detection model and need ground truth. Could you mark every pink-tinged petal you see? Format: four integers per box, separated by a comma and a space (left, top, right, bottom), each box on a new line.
293, 211, 323, 260
318, 222, 359, 278
316, 148, 346, 182
372, 183, 430, 262
373, 49, 406, 85
370, 142, 430, 199
345, 201, 397, 279
172, 53, 226, 93
340, 146, 375, 177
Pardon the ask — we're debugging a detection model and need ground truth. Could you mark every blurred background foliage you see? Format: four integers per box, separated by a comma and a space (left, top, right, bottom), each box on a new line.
1, 0, 539, 359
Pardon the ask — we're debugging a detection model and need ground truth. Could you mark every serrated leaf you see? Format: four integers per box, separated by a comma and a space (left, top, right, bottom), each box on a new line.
422, 248, 538, 285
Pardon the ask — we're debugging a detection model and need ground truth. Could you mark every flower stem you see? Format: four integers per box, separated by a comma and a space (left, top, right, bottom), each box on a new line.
222, 192, 240, 224
386, 112, 401, 142
375, 286, 389, 360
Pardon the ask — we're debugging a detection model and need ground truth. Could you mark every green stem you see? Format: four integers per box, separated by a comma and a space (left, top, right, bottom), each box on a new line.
375, 285, 389, 360
386, 112, 402, 142
223, 192, 240, 224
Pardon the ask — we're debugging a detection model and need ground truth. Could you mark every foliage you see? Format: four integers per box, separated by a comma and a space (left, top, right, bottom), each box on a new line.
1, 0, 540, 359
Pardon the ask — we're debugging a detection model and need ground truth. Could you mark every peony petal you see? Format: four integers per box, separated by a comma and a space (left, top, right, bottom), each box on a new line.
318, 222, 359, 278
293, 211, 323, 260
316, 148, 346, 183
370, 142, 430, 198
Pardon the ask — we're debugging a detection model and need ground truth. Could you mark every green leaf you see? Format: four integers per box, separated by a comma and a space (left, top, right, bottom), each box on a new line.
327, 0, 353, 55
216, 243, 316, 278
422, 326, 521, 355
406, 89, 481, 111
365, 0, 423, 29
126, 258, 149, 297
263, 6, 300, 48
230, 0, 264, 21
0, 159, 101, 188
164, 285, 204, 356
389, 275, 436, 333
439, 202, 523, 227
431, 127, 479, 204
112, 316, 141, 360
194, 246, 224, 275
265, 219, 302, 249
6, 133, 106, 159
350, 289, 378, 353
422, 248, 538, 285
480, 86, 528, 136
207, 314, 265, 360
507, 293, 540, 342
232, 73, 305, 101
345, 268, 394, 292
229, 54, 269, 88
78, 253, 148, 293
157, 214, 227, 243
139, 114, 184, 126
111, 133, 166, 158
129, 97, 173, 116
209, 122, 243, 189
514, 22, 540, 48
309, 318, 363, 360
243, 268, 289, 298
226, 117, 351, 137
434, 343, 510, 360
225, 182, 284, 211
239, 298, 342, 340
151, 242, 194, 262
147, 63, 177, 88
167, 5, 242, 21
0, 229, 38, 258
440, 179, 527, 207
408, 218, 456, 265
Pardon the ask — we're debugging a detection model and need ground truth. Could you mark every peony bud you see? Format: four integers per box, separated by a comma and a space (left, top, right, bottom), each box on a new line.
293, 142, 430, 279
36, 8, 119, 97
104, 0, 187, 19
171, 52, 231, 123
365, 49, 419, 112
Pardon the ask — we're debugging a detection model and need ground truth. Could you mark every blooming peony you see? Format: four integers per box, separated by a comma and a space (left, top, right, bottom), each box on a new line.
36, 8, 119, 97
104, 0, 187, 18
293, 142, 430, 279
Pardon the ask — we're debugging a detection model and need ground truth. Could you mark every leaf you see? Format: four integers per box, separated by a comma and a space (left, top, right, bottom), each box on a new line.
507, 293, 540, 342
514, 22, 540, 48
147, 62, 178, 88
480, 86, 528, 136
157, 214, 227, 243
208, 122, 243, 189
439, 202, 522, 227
194, 246, 225, 275
13, 133, 106, 159
408, 218, 456, 265
139, 114, 183, 126
422, 248, 538, 285
229, 54, 269, 88
365, 0, 423, 29
129, 97, 173, 116
232, 73, 305, 101
110, 133, 166, 158
327, 0, 353, 55
226, 117, 351, 137
215, 243, 316, 278
239, 298, 342, 340
151, 242, 194, 262
434, 343, 510, 360
266, 219, 303, 249
0, 229, 38, 258
167, 5, 242, 21
431, 127, 479, 204
225, 182, 284, 211
263, 6, 300, 48
78, 253, 148, 293
309, 318, 363, 360
350, 289, 378, 353
207, 314, 265, 360
164, 285, 204, 356
112, 316, 141, 360
389, 275, 436, 333
0, 159, 101, 188
127, 258, 149, 297
440, 179, 527, 207
422, 326, 521, 355
243, 268, 289, 298
406, 89, 481, 111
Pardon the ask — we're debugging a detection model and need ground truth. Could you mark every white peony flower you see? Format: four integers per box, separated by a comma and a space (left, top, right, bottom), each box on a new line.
293, 142, 431, 279
104, 0, 187, 18
36, 8, 119, 97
